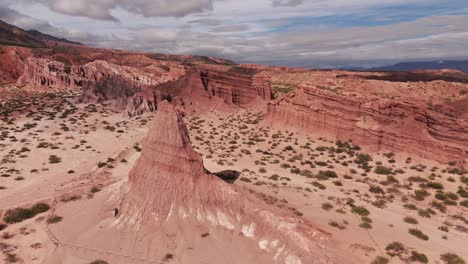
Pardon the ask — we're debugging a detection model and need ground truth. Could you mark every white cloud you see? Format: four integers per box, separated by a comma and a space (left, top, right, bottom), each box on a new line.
1, 0, 468, 68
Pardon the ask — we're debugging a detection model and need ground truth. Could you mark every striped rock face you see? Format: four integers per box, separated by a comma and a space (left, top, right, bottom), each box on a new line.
116, 100, 353, 264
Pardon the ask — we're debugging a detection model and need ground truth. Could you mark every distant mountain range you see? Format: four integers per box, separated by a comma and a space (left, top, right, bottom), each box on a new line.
27, 29, 82, 46
369, 60, 468, 73
0, 19, 81, 47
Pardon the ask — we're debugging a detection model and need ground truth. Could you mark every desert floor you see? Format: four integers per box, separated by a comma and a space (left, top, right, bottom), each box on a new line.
0, 91, 467, 264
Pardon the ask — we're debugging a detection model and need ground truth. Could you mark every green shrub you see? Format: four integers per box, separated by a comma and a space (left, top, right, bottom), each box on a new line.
415, 189, 430, 201
321, 203, 333, 211
31, 203, 50, 214
90, 260, 109, 264
351, 206, 370, 217
359, 222, 372, 229
404, 216, 419, 225
426, 182, 444, 190
47, 215, 63, 224
375, 166, 392, 175
410, 251, 429, 263
440, 253, 466, 264
311, 181, 326, 190
385, 241, 406, 257
369, 185, 384, 194
3, 203, 50, 224
49, 155, 62, 164
408, 228, 429, 241
371, 256, 389, 264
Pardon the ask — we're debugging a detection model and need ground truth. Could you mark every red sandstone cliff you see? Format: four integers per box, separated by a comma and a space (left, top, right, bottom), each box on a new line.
116, 101, 351, 264
265, 87, 468, 167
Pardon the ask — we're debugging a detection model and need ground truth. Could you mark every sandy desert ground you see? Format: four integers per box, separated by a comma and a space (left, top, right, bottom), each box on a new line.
0, 87, 467, 264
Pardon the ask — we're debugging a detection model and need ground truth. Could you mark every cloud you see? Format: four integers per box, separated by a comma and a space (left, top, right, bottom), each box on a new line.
2, 0, 468, 68
7, 0, 216, 21
271, 0, 304, 7
0, 6, 58, 32
48, 0, 118, 21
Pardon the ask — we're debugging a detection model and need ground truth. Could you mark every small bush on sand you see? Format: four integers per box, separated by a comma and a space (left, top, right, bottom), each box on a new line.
90, 260, 109, 264
408, 228, 429, 241
47, 215, 63, 224
404, 216, 419, 225
410, 251, 429, 263
351, 206, 370, 217
3, 203, 50, 224
371, 256, 389, 264
440, 253, 466, 264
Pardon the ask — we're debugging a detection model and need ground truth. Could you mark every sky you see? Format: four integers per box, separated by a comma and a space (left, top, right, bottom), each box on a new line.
1, 0, 468, 68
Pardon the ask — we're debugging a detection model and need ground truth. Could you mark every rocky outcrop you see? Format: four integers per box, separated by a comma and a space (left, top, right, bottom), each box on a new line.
265, 87, 468, 166
18, 57, 185, 90
117, 101, 351, 264
0, 46, 32, 84
17, 56, 272, 115
154, 68, 271, 113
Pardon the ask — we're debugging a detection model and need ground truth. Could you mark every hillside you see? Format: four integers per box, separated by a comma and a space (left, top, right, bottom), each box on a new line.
371, 60, 468, 73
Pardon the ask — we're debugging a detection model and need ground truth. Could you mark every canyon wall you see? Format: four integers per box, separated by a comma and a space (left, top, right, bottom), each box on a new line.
265, 87, 468, 166
155, 68, 271, 113
16, 56, 272, 115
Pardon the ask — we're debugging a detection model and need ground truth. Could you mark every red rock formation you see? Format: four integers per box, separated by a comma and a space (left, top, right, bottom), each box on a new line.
265, 87, 468, 167
16, 56, 272, 115
117, 101, 350, 264
154, 68, 271, 113
0, 46, 32, 84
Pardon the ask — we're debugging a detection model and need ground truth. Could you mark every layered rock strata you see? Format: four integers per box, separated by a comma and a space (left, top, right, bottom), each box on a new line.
265, 87, 468, 167
116, 101, 349, 264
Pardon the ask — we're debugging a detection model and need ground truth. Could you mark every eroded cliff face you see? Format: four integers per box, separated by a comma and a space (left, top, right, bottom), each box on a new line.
16, 56, 272, 116
154, 68, 271, 113
0, 46, 32, 84
116, 101, 352, 264
265, 87, 468, 167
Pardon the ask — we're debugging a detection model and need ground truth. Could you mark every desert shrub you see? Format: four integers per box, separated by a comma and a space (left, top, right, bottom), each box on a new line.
4, 203, 50, 224
385, 241, 406, 257
329, 221, 346, 230
359, 222, 372, 229
408, 228, 429, 241
404, 204, 418, 210
415, 189, 431, 201
460, 200, 468, 208
318, 170, 337, 179
90, 186, 101, 193
355, 153, 372, 165
404, 216, 419, 225
47, 215, 63, 224
269, 174, 280, 181
351, 206, 370, 217
321, 202, 333, 211
371, 256, 389, 264
418, 209, 436, 218
90, 260, 109, 264
375, 166, 392, 175
48, 155, 62, 164
441, 253, 466, 264
369, 185, 384, 194
410, 251, 429, 263
311, 181, 326, 190
426, 182, 444, 190
258, 167, 267, 173
163, 253, 174, 261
